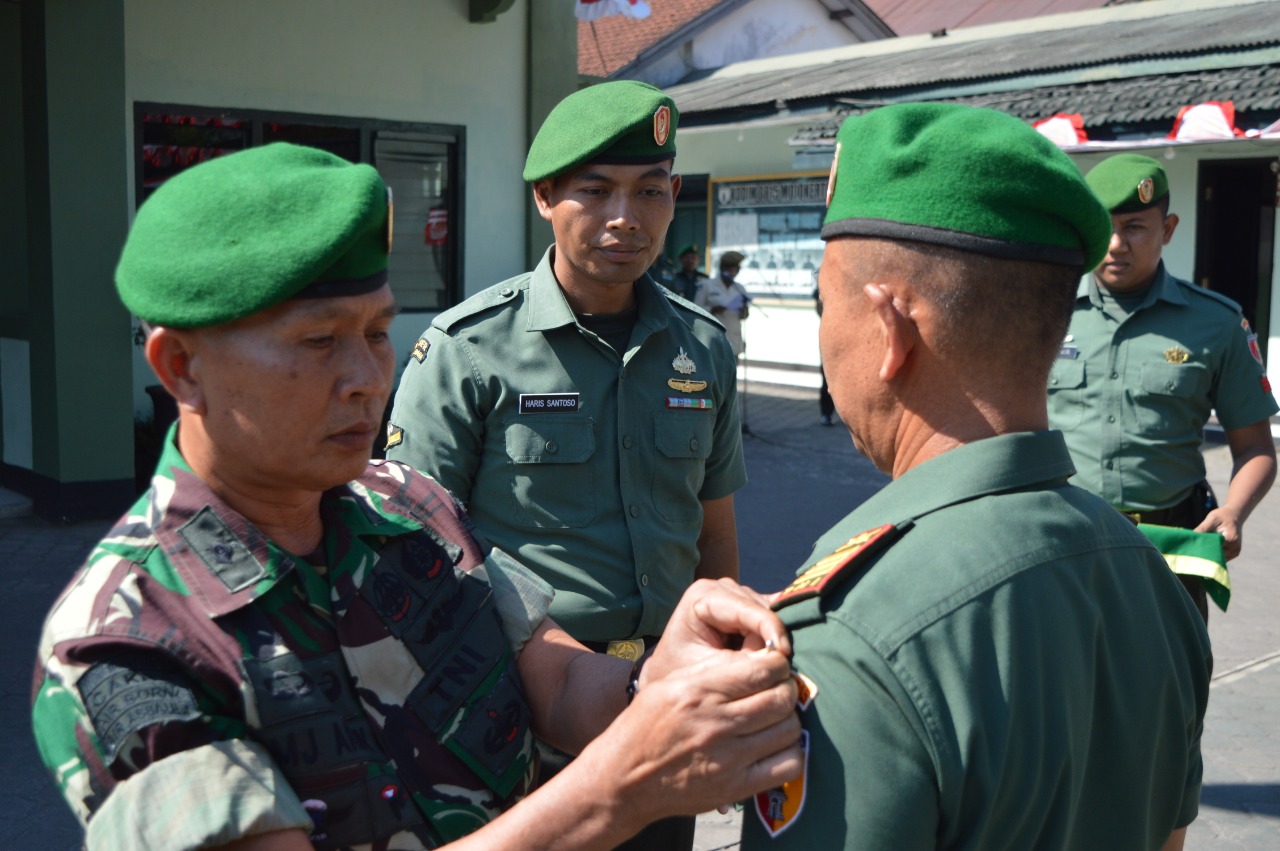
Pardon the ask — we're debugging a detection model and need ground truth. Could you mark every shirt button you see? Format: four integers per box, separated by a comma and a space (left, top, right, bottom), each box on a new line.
545, 440, 558, 454
1050, 378, 1058, 386
1105, 460, 1114, 469
640, 574, 650, 587
1166, 382, 1176, 390
1107, 415, 1116, 423
689, 438, 699, 451
1111, 372, 1119, 380
629, 505, 639, 518
500, 287, 514, 297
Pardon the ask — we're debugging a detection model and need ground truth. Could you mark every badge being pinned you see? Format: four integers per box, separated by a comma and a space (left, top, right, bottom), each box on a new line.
1164, 346, 1190, 365
672, 347, 696, 375
792, 671, 819, 712
755, 730, 809, 838
654, 105, 671, 146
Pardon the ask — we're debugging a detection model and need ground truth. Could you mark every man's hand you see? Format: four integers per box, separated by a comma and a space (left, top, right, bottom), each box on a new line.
642, 578, 790, 686
1195, 506, 1242, 561
579, 643, 802, 833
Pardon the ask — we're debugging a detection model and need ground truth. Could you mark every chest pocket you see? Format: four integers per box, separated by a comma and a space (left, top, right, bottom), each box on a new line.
651, 412, 714, 522
504, 416, 596, 528
1134, 362, 1210, 439
1047, 357, 1087, 430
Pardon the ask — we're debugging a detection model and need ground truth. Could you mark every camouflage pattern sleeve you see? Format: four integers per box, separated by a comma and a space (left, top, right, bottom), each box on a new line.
32, 544, 311, 849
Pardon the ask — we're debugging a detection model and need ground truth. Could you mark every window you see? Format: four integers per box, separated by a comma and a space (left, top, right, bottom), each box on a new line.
135, 104, 464, 311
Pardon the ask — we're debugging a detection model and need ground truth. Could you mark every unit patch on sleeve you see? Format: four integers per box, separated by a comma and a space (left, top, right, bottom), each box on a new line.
755, 729, 809, 838
773, 524, 898, 609
78, 653, 202, 761
411, 337, 430, 363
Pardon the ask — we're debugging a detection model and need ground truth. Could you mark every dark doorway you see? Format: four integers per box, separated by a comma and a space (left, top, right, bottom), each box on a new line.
1194, 158, 1278, 361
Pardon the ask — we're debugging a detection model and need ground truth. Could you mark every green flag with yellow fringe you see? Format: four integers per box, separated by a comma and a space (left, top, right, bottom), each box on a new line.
1136, 523, 1230, 612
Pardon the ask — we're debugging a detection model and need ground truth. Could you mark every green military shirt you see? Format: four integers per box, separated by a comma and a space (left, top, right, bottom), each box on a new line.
388, 247, 745, 642
742, 431, 1210, 850
1048, 263, 1277, 510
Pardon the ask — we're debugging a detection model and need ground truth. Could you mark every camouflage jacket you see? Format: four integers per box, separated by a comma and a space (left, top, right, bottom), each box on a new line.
32, 432, 551, 850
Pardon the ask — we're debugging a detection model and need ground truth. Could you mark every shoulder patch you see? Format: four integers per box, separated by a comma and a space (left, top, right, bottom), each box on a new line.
754, 729, 809, 837
433, 276, 527, 333
78, 652, 202, 761
773, 524, 898, 610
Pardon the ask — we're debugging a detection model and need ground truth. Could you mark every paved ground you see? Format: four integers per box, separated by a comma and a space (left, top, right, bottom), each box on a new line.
2, 379, 1277, 848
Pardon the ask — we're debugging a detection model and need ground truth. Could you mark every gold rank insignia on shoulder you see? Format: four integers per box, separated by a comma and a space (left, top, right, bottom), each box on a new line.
1138, 177, 1155, 204
668, 378, 708, 393
385, 423, 404, 450
1164, 346, 1190, 364
755, 729, 809, 837
671, 347, 696, 375
773, 524, 897, 609
411, 337, 430, 363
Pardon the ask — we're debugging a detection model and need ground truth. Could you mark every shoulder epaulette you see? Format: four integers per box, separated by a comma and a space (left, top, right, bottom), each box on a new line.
1174, 277, 1244, 314
433, 275, 528, 333
773, 523, 900, 610
658, 286, 725, 330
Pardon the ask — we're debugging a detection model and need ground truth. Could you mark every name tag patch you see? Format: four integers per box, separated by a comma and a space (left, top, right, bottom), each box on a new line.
1058, 345, 1079, 359
666, 397, 714, 410
519, 393, 580, 414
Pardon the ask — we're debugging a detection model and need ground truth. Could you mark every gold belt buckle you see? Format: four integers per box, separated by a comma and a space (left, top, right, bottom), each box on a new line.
606, 638, 645, 661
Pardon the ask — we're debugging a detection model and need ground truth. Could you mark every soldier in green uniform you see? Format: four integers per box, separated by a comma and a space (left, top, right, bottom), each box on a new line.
387, 80, 742, 851
1048, 153, 1277, 620
742, 105, 1211, 851
30, 143, 803, 851
670, 244, 709, 301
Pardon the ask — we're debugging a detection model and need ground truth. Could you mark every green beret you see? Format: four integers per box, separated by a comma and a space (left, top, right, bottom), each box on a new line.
678, 244, 700, 257
822, 103, 1111, 270
1085, 154, 1169, 213
523, 80, 678, 182
116, 143, 390, 328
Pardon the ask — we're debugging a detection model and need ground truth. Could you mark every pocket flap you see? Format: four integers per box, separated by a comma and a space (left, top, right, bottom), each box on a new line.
504, 419, 595, 464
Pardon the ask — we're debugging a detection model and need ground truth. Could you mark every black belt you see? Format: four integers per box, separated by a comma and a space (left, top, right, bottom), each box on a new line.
1120, 484, 1212, 529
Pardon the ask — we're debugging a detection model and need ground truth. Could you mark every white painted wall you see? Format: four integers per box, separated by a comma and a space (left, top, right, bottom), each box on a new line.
122, 0, 535, 415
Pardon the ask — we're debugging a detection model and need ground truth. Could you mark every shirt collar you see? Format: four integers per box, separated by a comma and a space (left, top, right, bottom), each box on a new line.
525, 245, 674, 338
1082, 261, 1185, 310
846, 431, 1077, 529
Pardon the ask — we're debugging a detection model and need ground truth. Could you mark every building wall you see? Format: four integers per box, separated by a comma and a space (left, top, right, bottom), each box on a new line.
1, 0, 579, 519
690, 0, 865, 71
123, 0, 546, 398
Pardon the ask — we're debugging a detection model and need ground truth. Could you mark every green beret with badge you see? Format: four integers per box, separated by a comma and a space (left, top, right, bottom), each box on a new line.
523, 80, 678, 182
678, 244, 700, 258
821, 103, 1112, 271
116, 142, 391, 328
1084, 153, 1170, 214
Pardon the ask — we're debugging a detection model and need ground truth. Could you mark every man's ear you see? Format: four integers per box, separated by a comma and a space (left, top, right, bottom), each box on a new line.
532, 179, 556, 223
1162, 212, 1180, 246
145, 327, 207, 416
671, 172, 683, 202
864, 283, 916, 382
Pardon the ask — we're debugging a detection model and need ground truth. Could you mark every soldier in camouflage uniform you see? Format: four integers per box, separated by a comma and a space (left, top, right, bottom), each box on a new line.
31, 143, 802, 851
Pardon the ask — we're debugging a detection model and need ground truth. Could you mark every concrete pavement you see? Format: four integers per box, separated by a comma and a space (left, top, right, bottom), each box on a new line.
2, 380, 1277, 848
